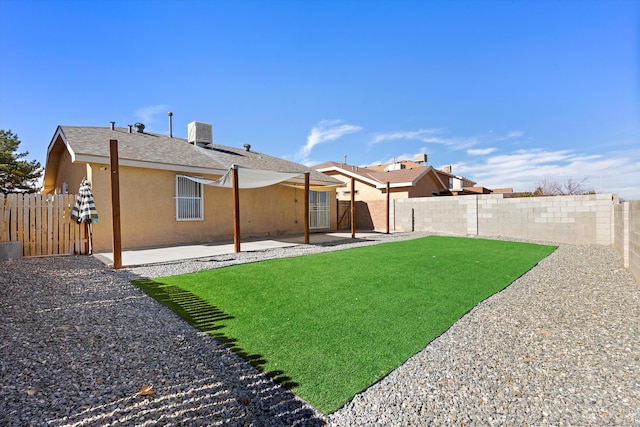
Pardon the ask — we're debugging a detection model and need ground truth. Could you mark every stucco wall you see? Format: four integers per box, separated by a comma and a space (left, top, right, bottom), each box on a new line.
328, 174, 410, 201
53, 150, 88, 194
361, 200, 387, 231
407, 173, 441, 198
390, 194, 616, 245
78, 165, 335, 252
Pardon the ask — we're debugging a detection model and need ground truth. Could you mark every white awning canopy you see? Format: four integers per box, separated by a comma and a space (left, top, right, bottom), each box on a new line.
180, 165, 342, 190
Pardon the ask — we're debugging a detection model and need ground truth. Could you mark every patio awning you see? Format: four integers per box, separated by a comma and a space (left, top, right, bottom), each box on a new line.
180, 165, 341, 190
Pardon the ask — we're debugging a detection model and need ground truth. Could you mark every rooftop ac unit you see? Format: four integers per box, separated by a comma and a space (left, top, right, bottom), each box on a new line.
188, 121, 213, 145
384, 163, 406, 172
413, 153, 427, 163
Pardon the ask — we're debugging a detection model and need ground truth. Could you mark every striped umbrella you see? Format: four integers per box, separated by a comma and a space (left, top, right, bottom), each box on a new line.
71, 178, 99, 224
71, 178, 99, 253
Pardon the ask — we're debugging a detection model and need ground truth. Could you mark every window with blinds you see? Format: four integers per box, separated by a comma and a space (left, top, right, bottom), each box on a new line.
176, 176, 204, 220
310, 190, 330, 229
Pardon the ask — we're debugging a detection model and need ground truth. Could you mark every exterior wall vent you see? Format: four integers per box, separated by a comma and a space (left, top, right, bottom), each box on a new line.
188, 121, 213, 145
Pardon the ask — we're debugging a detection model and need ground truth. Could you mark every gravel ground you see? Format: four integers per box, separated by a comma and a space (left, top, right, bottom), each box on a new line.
1, 233, 638, 426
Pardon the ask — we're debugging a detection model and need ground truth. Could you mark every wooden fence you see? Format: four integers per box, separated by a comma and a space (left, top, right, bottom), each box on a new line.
1, 193, 88, 257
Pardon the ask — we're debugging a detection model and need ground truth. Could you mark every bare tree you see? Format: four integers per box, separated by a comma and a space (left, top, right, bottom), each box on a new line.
533, 178, 561, 196
533, 177, 593, 196
563, 177, 589, 195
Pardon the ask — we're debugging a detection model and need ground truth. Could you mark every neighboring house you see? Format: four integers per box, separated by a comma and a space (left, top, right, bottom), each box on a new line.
313, 156, 493, 230
42, 122, 343, 253
313, 158, 486, 201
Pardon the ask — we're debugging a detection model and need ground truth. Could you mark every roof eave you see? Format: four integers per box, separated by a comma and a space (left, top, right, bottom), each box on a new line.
72, 153, 229, 176
315, 166, 382, 187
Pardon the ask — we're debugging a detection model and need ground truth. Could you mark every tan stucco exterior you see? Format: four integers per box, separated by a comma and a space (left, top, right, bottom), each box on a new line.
324, 172, 444, 201
45, 136, 338, 253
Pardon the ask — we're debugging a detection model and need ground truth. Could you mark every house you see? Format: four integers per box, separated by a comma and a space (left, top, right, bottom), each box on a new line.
42, 121, 343, 253
313, 157, 485, 201
313, 156, 490, 230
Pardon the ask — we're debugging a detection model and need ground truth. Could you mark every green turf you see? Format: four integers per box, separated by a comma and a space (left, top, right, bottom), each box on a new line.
134, 236, 556, 413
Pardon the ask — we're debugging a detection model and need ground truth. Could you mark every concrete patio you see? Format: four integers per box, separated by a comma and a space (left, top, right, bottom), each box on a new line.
94, 232, 383, 267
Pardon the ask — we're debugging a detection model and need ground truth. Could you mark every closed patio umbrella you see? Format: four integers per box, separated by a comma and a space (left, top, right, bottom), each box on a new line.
71, 178, 99, 253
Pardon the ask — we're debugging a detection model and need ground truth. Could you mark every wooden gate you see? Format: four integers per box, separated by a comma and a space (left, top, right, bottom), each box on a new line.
1, 193, 88, 257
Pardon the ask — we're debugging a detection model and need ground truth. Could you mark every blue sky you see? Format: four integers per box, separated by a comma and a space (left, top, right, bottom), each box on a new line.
1, 0, 638, 199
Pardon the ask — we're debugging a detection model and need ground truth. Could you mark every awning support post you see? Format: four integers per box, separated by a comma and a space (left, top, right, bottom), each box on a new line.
351, 177, 356, 239
109, 139, 122, 269
232, 165, 241, 253
304, 172, 310, 244
386, 181, 390, 234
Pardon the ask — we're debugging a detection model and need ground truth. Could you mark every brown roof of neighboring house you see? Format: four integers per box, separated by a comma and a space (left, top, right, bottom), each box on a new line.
365, 160, 425, 172
313, 161, 443, 189
44, 126, 342, 192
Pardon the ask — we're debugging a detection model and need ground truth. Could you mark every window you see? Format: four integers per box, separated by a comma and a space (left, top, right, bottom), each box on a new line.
176, 176, 204, 220
310, 191, 330, 229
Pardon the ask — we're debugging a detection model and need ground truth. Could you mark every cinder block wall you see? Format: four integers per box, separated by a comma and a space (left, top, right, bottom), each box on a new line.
477, 194, 615, 244
391, 194, 616, 245
392, 196, 477, 235
613, 202, 630, 267
628, 201, 640, 282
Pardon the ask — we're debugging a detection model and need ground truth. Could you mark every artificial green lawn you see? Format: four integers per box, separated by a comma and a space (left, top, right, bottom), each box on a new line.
134, 236, 556, 413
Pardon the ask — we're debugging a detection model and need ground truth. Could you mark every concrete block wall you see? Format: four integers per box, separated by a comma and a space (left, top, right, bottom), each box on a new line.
613, 202, 629, 267
477, 194, 615, 244
390, 193, 617, 245
391, 196, 477, 235
626, 201, 640, 282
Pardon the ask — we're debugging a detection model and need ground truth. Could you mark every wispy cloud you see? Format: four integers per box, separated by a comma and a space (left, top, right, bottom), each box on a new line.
371, 128, 478, 149
371, 129, 441, 144
298, 120, 362, 163
135, 105, 170, 123
455, 147, 640, 199
467, 147, 496, 156
500, 131, 525, 140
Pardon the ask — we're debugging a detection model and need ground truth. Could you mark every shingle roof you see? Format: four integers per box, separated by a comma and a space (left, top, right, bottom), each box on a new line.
49, 126, 340, 186
313, 161, 434, 188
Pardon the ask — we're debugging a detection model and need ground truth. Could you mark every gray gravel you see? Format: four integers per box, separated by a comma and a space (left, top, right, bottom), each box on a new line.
1, 233, 639, 426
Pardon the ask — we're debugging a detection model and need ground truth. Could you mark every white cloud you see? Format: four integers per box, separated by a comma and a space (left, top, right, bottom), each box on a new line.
467, 147, 496, 156
455, 148, 640, 200
299, 120, 362, 162
135, 105, 170, 124
500, 131, 525, 140
371, 129, 441, 144
371, 128, 478, 149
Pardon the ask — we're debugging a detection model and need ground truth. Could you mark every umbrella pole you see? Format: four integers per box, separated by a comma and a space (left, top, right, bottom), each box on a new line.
84, 222, 90, 254
88, 223, 93, 255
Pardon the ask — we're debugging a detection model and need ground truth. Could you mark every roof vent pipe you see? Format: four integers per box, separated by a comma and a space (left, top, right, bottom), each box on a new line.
168, 112, 173, 138
244, 144, 251, 151
134, 122, 145, 133
128, 124, 133, 133
110, 121, 115, 131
